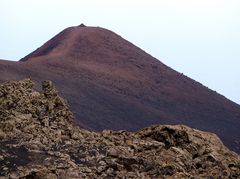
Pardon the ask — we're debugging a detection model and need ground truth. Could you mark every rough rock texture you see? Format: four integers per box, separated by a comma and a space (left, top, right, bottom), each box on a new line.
1, 25, 240, 154
0, 79, 239, 178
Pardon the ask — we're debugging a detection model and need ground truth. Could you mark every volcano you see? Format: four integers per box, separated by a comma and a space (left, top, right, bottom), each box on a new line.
0, 25, 240, 153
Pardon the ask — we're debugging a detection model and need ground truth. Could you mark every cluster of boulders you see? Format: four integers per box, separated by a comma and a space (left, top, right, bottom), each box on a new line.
0, 79, 239, 178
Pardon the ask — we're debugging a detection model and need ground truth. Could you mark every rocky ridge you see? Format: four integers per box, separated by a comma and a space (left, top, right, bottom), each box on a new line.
1, 25, 240, 154
0, 79, 239, 178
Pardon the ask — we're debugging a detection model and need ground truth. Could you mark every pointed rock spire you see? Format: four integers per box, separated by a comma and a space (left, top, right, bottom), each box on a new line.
78, 23, 86, 27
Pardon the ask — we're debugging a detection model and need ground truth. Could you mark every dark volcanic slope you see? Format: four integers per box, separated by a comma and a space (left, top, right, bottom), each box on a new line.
0, 25, 240, 153
0, 79, 239, 178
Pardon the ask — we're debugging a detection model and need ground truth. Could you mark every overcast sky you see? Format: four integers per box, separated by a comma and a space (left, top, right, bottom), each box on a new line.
0, 0, 240, 104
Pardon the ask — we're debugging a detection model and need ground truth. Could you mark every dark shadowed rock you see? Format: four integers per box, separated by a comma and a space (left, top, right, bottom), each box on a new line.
78, 23, 86, 27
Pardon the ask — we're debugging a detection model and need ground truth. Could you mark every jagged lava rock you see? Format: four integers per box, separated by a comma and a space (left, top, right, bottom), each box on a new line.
0, 25, 240, 154
0, 79, 239, 178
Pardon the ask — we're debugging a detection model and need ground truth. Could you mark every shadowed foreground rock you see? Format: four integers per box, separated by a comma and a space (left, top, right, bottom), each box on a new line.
0, 79, 239, 178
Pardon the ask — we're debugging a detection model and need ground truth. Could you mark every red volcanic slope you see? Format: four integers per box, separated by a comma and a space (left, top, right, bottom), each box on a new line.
0, 25, 240, 153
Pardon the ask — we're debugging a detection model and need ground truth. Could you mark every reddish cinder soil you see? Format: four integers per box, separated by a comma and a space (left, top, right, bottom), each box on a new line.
1, 25, 240, 153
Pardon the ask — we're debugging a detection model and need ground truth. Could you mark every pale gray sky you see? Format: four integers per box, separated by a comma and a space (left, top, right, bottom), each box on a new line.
0, 0, 240, 104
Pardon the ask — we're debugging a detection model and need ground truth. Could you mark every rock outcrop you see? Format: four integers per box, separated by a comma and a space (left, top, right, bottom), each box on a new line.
1, 25, 240, 154
0, 79, 239, 178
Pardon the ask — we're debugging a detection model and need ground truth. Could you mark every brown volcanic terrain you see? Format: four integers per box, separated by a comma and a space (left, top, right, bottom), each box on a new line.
0, 79, 239, 178
0, 25, 240, 153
